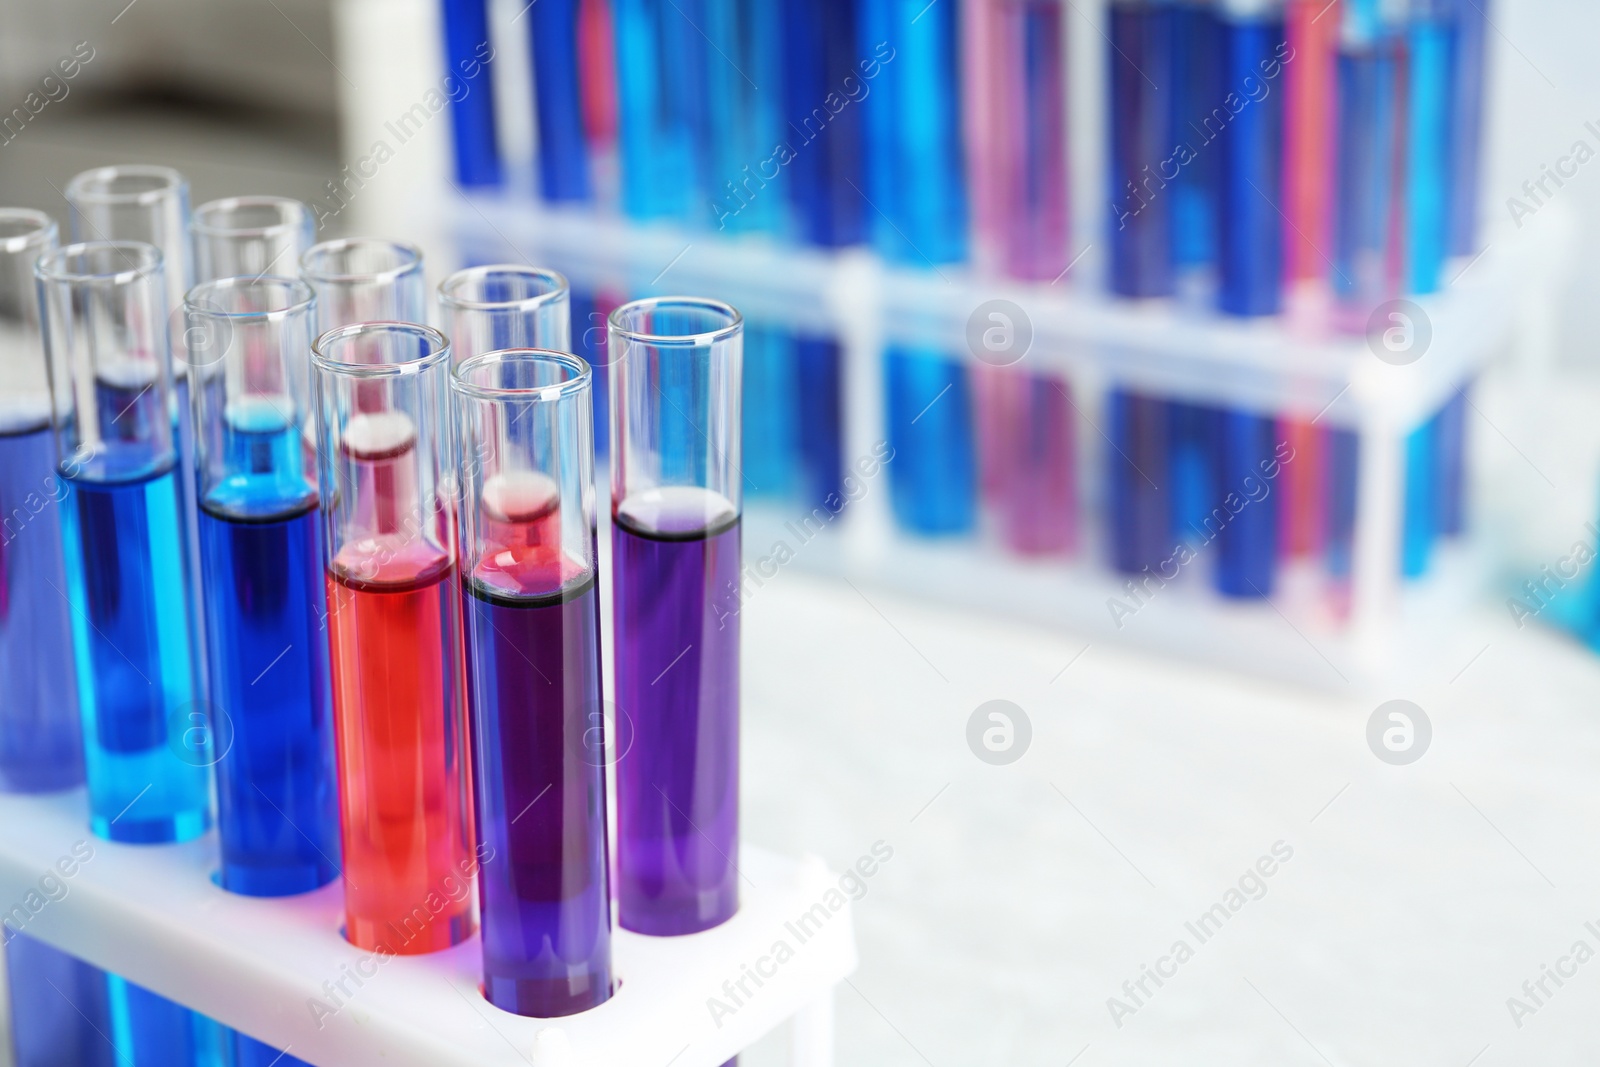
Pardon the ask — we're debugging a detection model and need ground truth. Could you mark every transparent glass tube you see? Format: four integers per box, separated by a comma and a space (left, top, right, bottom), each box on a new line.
192, 196, 316, 283
452, 349, 611, 1015
0, 209, 84, 793
300, 238, 427, 335
187, 277, 339, 896
311, 322, 475, 954
437, 265, 570, 363
608, 296, 742, 934
36, 241, 208, 843
5, 933, 113, 1067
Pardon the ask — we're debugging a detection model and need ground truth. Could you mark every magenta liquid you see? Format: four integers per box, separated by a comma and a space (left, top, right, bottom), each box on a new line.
612, 487, 740, 934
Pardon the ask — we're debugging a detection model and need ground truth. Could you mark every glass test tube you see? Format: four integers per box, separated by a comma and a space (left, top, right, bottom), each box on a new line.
1447, 0, 1486, 257
301, 237, 428, 334
438, 265, 571, 360
312, 322, 475, 954
1216, 0, 1286, 318
609, 297, 742, 934
453, 350, 612, 1016
531, 0, 595, 203
37, 242, 209, 843
1331, 0, 1403, 330
188, 277, 339, 896
0, 209, 83, 793
742, 323, 801, 502
782, 0, 866, 247
861, 0, 968, 266
1405, 0, 1456, 295
6, 933, 116, 1067
192, 196, 316, 284
613, 0, 703, 221
441, 0, 503, 188
1172, 0, 1222, 284
64, 166, 193, 348
701, 0, 787, 234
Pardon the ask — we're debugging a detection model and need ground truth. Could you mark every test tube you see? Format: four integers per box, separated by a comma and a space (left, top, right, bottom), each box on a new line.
301, 237, 428, 334
453, 349, 612, 1015
609, 297, 742, 934
742, 324, 800, 500
1331, 0, 1403, 330
782, 0, 866, 247
989, 370, 1077, 557
1283, 0, 1338, 302
438, 264, 571, 360
861, 0, 968, 266
312, 322, 475, 954
1172, 0, 1222, 285
192, 196, 316, 283
5, 933, 115, 1067
64, 166, 192, 347
1216, 0, 1286, 318
795, 332, 844, 510
531, 0, 594, 203
701, 0, 787, 234
0, 209, 83, 793
36, 241, 209, 843
188, 277, 339, 896
612, 0, 702, 221
440, 0, 503, 187
1447, 0, 1486, 257
1405, 0, 1455, 294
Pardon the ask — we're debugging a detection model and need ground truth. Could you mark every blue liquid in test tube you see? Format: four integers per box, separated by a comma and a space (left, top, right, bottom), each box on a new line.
614, 0, 704, 221
441, 0, 503, 188
1172, 0, 1222, 277
531, 0, 593, 202
106, 975, 225, 1066
1209, 407, 1279, 596
1447, 0, 1487, 257
1402, 409, 1437, 578
0, 209, 83, 794
702, 0, 787, 234
37, 242, 209, 844
230, 1032, 312, 1067
783, 0, 866, 247
795, 333, 845, 510
1406, 0, 1455, 294
5, 933, 116, 1067
189, 278, 339, 896
864, 0, 973, 536
743, 323, 799, 500
1435, 384, 1467, 537
1331, 0, 1402, 319
1216, 0, 1286, 318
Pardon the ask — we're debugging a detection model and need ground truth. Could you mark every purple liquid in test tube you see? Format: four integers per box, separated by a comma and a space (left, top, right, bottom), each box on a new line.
454, 349, 612, 1015
609, 297, 743, 936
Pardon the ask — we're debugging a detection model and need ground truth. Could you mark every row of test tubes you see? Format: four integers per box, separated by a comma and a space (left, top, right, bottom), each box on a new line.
1, 166, 746, 1060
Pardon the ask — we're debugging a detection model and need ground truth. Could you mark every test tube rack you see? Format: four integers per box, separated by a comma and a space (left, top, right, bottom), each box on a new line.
0, 787, 854, 1067
450, 193, 1572, 692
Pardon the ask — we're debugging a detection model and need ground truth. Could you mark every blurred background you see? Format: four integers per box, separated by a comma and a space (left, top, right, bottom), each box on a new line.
6, 0, 1600, 1063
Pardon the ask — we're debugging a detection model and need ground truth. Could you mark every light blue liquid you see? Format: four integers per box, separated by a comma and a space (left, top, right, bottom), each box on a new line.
701, 0, 787, 233
60, 453, 209, 843
1402, 413, 1437, 578
614, 0, 705, 221
0, 423, 83, 792
106, 975, 226, 1067
1406, 11, 1455, 294
885, 346, 974, 535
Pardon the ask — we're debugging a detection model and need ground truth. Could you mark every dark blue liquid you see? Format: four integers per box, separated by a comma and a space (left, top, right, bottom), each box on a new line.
0, 424, 83, 792
5, 933, 115, 1067
885, 346, 974, 535
1108, 0, 1177, 297
795, 334, 844, 509
463, 575, 612, 1016
532, 0, 593, 202
1209, 411, 1278, 598
1108, 390, 1170, 574
1332, 39, 1400, 309
200, 499, 339, 895
231, 1030, 311, 1067
1171, 0, 1221, 272
441, 0, 503, 187
571, 290, 613, 454
198, 407, 336, 896
784, 0, 866, 246
744, 325, 799, 501
1216, 12, 1286, 316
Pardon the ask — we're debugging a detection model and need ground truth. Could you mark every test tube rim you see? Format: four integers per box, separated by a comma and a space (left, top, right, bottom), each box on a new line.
0, 209, 57, 253
437, 264, 570, 315
299, 237, 425, 287
64, 164, 188, 208
191, 195, 313, 241
450, 347, 592, 403
607, 295, 743, 348
35, 240, 163, 287
311, 320, 451, 379
185, 275, 315, 323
